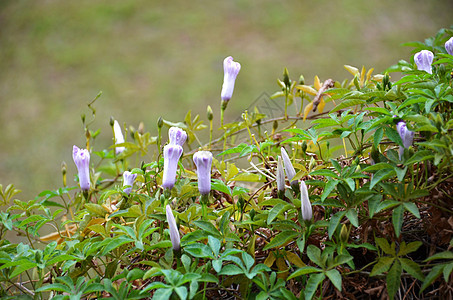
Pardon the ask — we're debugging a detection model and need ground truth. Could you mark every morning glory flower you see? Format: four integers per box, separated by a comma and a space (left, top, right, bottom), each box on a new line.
300, 181, 312, 221
166, 205, 181, 251
122, 171, 137, 195
113, 120, 125, 155
72, 145, 90, 191
445, 37, 453, 56
397, 121, 414, 160
281, 147, 297, 186
414, 50, 434, 74
221, 56, 241, 102
168, 127, 187, 147
162, 144, 183, 190
193, 151, 213, 195
276, 155, 285, 193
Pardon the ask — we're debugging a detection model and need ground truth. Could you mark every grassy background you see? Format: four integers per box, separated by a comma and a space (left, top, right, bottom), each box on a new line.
0, 0, 451, 200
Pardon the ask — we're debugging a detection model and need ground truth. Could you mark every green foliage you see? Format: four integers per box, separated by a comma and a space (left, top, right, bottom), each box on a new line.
1, 27, 453, 299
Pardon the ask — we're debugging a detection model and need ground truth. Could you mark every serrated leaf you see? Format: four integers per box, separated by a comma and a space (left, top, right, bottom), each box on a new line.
287, 266, 322, 280
326, 269, 342, 291
330, 99, 366, 113
263, 231, 299, 251
424, 251, 453, 262
267, 203, 291, 224
420, 265, 444, 293
328, 211, 346, 239
370, 256, 394, 276
403, 202, 420, 219
392, 204, 404, 238
386, 260, 402, 299
304, 272, 326, 300
370, 168, 395, 190
399, 258, 424, 281
310, 169, 340, 179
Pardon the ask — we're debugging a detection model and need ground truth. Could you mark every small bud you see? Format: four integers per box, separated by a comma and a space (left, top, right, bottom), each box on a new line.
340, 224, 349, 244
249, 209, 256, 221
138, 122, 145, 134
81, 114, 86, 124
129, 125, 136, 139
61, 161, 67, 187
301, 141, 307, 154
414, 50, 434, 74
207, 105, 213, 121
273, 120, 278, 132
299, 75, 305, 85
109, 116, 115, 127
157, 117, 164, 129
283, 68, 290, 88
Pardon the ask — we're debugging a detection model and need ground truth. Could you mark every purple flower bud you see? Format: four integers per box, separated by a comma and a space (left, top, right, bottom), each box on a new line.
162, 144, 183, 190
72, 145, 90, 191
445, 37, 453, 56
166, 205, 181, 251
193, 151, 213, 195
276, 156, 285, 192
122, 171, 137, 195
300, 181, 312, 221
113, 120, 125, 155
168, 127, 187, 146
414, 50, 434, 74
281, 147, 296, 185
221, 56, 241, 102
397, 121, 414, 160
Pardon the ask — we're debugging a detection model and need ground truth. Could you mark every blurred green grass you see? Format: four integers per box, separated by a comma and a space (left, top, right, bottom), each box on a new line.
0, 0, 451, 200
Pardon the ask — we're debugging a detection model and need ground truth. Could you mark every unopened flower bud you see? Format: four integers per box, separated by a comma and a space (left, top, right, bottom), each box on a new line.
157, 117, 164, 129
276, 156, 285, 193
221, 56, 241, 102
109, 116, 115, 127
273, 120, 278, 132
138, 122, 145, 134
299, 75, 305, 85
166, 205, 181, 252
72, 145, 90, 191
300, 181, 312, 221
281, 147, 297, 185
162, 144, 183, 190
414, 50, 434, 74
207, 105, 213, 121
397, 121, 415, 160
193, 151, 213, 195
283, 68, 290, 88
113, 120, 125, 155
445, 37, 453, 56
123, 171, 137, 195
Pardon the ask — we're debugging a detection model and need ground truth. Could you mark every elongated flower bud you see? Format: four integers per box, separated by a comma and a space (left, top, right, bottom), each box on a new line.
193, 151, 213, 195
168, 127, 187, 147
122, 171, 137, 195
276, 156, 285, 192
445, 37, 453, 56
113, 120, 125, 155
280, 147, 296, 184
72, 145, 90, 191
162, 144, 183, 190
221, 56, 241, 102
166, 205, 181, 251
300, 181, 312, 221
397, 121, 414, 160
414, 50, 434, 74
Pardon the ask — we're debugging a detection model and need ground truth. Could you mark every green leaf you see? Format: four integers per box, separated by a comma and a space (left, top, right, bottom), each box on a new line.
328, 211, 346, 239
36, 283, 71, 293
326, 269, 342, 291
386, 259, 402, 299
345, 209, 358, 227
232, 173, 265, 182
375, 238, 395, 256
218, 264, 243, 276
310, 169, 340, 179
424, 251, 453, 261
184, 244, 213, 259
392, 204, 404, 238
263, 231, 299, 251
420, 265, 444, 293
393, 166, 407, 182
370, 256, 394, 276
211, 179, 232, 196
267, 203, 291, 224
398, 241, 422, 256
369, 168, 395, 190
385, 127, 403, 147
287, 266, 322, 280
321, 180, 338, 202
330, 99, 366, 113
399, 258, 424, 281
101, 236, 133, 255
304, 272, 326, 300
443, 262, 453, 282
404, 150, 434, 166
403, 202, 420, 219
306, 245, 323, 268
193, 220, 221, 238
